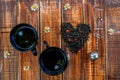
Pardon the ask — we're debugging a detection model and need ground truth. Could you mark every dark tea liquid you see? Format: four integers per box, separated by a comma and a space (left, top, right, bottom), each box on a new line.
15, 28, 36, 48
42, 48, 65, 71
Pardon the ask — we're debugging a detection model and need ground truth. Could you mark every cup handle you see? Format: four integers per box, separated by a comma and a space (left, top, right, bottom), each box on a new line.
43, 41, 50, 48
31, 47, 37, 56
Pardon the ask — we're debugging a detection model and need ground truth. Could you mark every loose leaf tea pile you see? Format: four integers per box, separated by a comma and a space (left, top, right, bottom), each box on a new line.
61, 22, 91, 53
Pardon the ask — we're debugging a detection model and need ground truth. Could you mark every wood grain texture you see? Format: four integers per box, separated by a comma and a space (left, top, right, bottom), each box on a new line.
0, 0, 120, 80
18, 0, 40, 80
105, 3, 120, 80
0, 0, 21, 80
40, 0, 62, 80
62, 0, 83, 80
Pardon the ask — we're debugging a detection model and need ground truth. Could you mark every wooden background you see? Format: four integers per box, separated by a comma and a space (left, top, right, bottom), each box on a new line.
0, 0, 120, 80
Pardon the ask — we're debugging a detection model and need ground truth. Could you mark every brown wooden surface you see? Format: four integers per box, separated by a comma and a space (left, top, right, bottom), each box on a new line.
0, 0, 120, 80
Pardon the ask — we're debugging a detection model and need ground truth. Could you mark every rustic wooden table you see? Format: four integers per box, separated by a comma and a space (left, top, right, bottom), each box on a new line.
0, 0, 120, 80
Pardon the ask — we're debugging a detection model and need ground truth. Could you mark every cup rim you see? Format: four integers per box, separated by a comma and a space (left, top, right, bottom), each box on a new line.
39, 47, 68, 75
10, 23, 38, 52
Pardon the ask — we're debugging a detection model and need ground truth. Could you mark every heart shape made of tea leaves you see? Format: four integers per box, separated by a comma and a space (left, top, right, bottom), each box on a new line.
61, 22, 91, 53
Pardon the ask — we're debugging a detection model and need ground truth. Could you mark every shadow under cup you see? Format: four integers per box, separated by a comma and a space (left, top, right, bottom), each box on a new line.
39, 47, 68, 76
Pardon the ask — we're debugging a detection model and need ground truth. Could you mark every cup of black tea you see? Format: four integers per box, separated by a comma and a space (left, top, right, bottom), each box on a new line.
10, 23, 38, 56
39, 41, 68, 76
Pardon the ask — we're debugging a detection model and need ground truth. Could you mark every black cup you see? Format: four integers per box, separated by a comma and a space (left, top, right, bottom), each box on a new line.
39, 41, 68, 75
10, 23, 38, 56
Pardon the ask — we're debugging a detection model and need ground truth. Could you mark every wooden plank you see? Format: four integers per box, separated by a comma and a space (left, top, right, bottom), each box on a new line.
40, 0, 62, 80
83, 1, 95, 80
90, 0, 106, 80
105, 5, 120, 80
0, 0, 21, 80
62, 0, 83, 80
18, 0, 40, 80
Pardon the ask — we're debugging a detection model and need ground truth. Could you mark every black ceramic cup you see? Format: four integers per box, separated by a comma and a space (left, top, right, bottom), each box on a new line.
10, 23, 38, 56
39, 41, 68, 76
